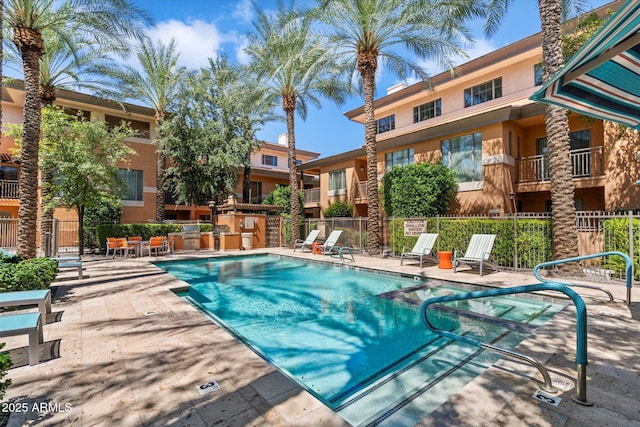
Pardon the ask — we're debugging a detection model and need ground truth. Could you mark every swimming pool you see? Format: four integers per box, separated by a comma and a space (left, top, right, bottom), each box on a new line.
158, 254, 567, 426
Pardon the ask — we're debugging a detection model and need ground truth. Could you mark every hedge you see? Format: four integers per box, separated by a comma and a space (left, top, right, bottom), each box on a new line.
389, 218, 552, 269
603, 218, 640, 279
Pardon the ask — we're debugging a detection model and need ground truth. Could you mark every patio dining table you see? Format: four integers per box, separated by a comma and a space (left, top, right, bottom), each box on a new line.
127, 240, 150, 257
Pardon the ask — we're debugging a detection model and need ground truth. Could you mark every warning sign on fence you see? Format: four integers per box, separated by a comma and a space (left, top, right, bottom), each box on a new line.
404, 220, 426, 236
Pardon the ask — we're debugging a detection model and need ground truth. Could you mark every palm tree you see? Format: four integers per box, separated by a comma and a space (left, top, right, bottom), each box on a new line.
484, 0, 584, 260
317, 0, 482, 255
93, 38, 185, 223
3, 0, 151, 258
246, 1, 349, 243
5, 29, 121, 250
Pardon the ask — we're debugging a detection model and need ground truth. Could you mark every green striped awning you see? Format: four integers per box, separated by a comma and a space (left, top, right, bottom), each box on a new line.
530, 0, 640, 129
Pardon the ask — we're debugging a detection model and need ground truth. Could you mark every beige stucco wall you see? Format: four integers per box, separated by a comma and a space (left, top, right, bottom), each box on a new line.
603, 122, 640, 211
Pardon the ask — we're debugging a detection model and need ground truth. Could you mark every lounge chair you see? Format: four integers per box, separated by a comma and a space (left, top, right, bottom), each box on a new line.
400, 233, 439, 268
317, 230, 343, 255
453, 234, 497, 276
293, 229, 321, 252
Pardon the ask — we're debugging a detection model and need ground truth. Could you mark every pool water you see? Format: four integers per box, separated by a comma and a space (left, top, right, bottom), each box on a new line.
158, 255, 567, 426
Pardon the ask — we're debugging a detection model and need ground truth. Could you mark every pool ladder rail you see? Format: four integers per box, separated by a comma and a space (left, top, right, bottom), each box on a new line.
420, 282, 591, 405
533, 251, 633, 305
421, 251, 634, 407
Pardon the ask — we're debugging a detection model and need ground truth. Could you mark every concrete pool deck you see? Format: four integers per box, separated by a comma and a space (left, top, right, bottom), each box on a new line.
1, 248, 639, 426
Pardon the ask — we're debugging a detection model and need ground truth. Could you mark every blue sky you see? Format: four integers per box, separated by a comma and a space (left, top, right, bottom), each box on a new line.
130, 0, 613, 158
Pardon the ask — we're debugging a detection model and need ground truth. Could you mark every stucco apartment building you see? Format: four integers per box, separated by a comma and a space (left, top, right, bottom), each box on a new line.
0, 82, 319, 225
300, 1, 640, 218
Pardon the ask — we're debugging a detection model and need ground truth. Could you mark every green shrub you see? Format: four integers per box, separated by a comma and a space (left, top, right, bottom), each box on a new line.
0, 343, 11, 400
0, 257, 58, 292
382, 162, 457, 217
96, 223, 184, 252
603, 218, 640, 279
323, 201, 353, 218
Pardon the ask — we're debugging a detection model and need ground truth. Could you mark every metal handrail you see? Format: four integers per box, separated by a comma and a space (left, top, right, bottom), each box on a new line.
533, 251, 634, 304
420, 282, 592, 405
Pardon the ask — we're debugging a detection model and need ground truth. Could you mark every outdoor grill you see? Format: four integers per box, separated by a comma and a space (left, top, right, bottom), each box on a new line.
182, 224, 201, 251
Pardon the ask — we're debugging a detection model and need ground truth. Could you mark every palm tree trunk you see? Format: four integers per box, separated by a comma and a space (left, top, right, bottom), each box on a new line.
284, 98, 299, 243
242, 163, 252, 203
39, 95, 55, 255
16, 39, 43, 258
539, 0, 578, 260
360, 53, 380, 256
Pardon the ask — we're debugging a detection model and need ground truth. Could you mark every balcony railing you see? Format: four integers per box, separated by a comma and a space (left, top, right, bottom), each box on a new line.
355, 181, 367, 199
304, 188, 320, 204
517, 146, 604, 182
0, 180, 19, 199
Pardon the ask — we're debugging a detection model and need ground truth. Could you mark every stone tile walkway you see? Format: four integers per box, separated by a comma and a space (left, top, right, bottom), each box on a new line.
1, 248, 639, 426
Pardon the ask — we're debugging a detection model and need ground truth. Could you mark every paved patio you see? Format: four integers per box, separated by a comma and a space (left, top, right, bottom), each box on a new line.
1, 248, 639, 426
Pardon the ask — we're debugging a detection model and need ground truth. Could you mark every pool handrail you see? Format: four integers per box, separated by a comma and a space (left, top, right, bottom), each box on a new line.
533, 251, 633, 304
420, 282, 592, 405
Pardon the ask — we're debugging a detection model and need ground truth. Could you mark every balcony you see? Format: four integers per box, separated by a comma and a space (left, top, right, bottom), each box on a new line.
0, 180, 19, 199
354, 181, 367, 201
517, 146, 604, 183
304, 188, 320, 204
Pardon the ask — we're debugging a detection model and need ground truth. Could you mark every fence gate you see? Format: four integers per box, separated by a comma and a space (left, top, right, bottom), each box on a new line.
265, 215, 281, 247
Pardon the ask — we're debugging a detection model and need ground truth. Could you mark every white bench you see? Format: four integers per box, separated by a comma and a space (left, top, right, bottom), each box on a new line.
0, 312, 42, 365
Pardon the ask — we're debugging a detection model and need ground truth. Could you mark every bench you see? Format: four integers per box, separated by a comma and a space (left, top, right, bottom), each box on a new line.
0, 289, 52, 320
0, 312, 42, 365
53, 257, 83, 279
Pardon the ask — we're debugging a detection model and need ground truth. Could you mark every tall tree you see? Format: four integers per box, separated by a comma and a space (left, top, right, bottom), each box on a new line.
3, 0, 151, 258
246, 1, 350, 243
484, 0, 588, 260
5, 29, 120, 251
159, 71, 246, 207
93, 38, 184, 223
10, 106, 136, 256
317, 0, 482, 255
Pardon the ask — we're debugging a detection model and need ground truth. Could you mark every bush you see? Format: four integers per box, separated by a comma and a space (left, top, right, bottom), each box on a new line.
603, 218, 640, 279
0, 343, 11, 400
323, 201, 353, 218
0, 257, 58, 292
382, 162, 457, 217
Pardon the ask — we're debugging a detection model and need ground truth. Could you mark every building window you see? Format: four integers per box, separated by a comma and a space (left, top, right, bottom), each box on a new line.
117, 169, 143, 201
328, 169, 346, 195
0, 165, 19, 181
261, 154, 278, 167
534, 63, 544, 86
385, 148, 414, 173
105, 114, 150, 139
413, 99, 441, 123
464, 78, 502, 107
441, 132, 483, 182
376, 115, 395, 134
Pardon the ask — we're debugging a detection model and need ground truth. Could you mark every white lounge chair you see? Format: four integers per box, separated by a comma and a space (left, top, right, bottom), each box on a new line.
400, 233, 439, 268
453, 234, 497, 276
317, 230, 343, 255
293, 229, 321, 252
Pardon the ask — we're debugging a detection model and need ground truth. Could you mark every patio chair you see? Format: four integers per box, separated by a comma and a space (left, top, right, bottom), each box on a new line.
400, 233, 439, 268
293, 229, 321, 252
148, 236, 168, 256
453, 234, 497, 276
105, 237, 116, 258
113, 238, 134, 258
317, 230, 343, 255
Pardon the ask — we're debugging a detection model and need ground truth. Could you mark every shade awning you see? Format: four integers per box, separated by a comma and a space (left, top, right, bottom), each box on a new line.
530, 0, 640, 129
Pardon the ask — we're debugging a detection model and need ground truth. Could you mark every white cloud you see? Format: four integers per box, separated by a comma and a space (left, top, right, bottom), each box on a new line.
232, 0, 254, 23
235, 35, 251, 65
146, 19, 226, 69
